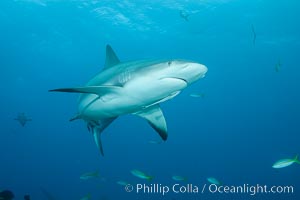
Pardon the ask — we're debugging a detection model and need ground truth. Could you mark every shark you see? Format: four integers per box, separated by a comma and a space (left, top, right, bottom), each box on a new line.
49, 45, 207, 156
14, 113, 32, 127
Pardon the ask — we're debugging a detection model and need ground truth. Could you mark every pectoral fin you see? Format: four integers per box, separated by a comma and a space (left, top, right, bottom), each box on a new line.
49, 86, 121, 96
134, 105, 168, 141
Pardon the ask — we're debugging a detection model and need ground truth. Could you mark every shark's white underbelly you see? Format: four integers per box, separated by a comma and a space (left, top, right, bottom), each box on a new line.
78, 77, 187, 120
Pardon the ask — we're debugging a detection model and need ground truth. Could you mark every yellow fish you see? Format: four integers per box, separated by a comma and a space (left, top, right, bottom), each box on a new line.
131, 169, 153, 181
272, 155, 300, 169
80, 171, 99, 180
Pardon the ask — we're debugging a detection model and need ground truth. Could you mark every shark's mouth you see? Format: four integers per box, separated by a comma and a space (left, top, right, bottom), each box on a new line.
169, 77, 189, 85
173, 77, 188, 84
160, 77, 188, 84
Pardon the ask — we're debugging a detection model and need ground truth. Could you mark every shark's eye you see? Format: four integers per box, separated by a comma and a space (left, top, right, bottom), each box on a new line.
167, 61, 172, 66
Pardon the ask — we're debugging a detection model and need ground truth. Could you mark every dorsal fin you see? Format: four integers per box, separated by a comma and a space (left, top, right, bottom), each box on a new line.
104, 45, 120, 69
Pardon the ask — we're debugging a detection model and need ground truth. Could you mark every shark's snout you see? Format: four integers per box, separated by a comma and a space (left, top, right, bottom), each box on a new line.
197, 63, 208, 78
181, 62, 207, 84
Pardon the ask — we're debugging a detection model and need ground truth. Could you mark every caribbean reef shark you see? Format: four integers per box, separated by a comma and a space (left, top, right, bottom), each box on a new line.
50, 45, 207, 156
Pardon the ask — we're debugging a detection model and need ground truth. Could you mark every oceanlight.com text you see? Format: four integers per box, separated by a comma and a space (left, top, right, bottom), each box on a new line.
124, 183, 294, 196
207, 184, 294, 195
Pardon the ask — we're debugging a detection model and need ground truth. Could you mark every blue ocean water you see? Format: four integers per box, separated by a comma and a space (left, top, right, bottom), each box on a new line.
1, 0, 300, 199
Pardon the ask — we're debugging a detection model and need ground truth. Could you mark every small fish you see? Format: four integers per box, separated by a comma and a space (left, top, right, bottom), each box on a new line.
80, 171, 99, 180
179, 10, 189, 22
207, 177, 221, 185
80, 193, 91, 200
275, 59, 281, 72
117, 181, 129, 186
272, 155, 300, 169
172, 175, 187, 181
251, 24, 256, 46
131, 169, 153, 181
189, 93, 205, 98
148, 140, 162, 144
14, 112, 32, 127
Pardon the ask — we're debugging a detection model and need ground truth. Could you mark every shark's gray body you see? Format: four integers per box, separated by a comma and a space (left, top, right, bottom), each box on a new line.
50, 45, 207, 156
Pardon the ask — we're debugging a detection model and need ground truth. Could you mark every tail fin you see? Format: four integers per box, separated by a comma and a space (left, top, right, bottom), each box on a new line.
93, 128, 104, 156
147, 176, 154, 181
94, 171, 100, 177
87, 117, 117, 156
294, 155, 300, 164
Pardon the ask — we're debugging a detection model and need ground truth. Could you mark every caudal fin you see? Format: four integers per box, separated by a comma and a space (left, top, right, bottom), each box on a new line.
294, 155, 300, 164
93, 128, 104, 156
87, 118, 117, 156
146, 176, 154, 181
